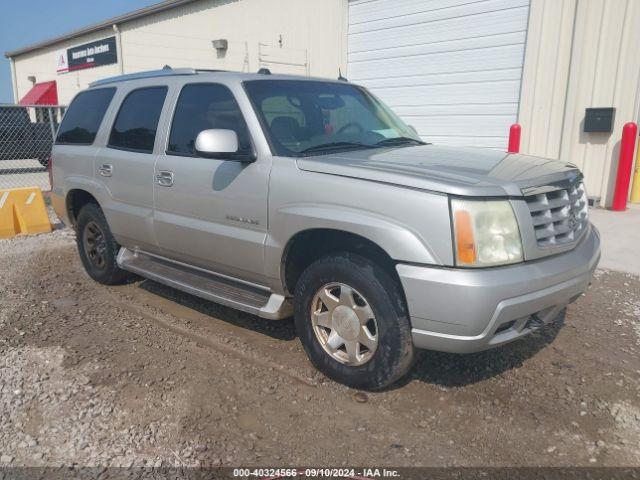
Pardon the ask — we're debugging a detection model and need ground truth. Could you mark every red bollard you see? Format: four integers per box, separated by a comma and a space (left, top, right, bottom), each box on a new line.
611, 122, 638, 211
508, 124, 521, 153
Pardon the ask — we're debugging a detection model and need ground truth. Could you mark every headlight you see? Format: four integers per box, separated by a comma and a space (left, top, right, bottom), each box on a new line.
451, 198, 523, 267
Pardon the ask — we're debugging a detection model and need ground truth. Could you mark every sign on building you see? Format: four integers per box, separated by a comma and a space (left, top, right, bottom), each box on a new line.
56, 36, 117, 74
55, 49, 69, 73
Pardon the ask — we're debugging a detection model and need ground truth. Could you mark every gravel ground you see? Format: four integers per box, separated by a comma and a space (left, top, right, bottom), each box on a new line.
0, 225, 639, 469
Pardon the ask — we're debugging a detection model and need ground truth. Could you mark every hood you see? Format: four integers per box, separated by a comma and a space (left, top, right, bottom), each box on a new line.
296, 145, 581, 197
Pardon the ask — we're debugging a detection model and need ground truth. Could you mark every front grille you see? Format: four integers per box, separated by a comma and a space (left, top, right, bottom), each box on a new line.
525, 182, 588, 248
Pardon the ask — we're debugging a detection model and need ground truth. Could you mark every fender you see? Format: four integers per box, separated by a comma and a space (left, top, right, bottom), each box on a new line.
59, 175, 151, 249
52, 175, 105, 226
264, 203, 444, 291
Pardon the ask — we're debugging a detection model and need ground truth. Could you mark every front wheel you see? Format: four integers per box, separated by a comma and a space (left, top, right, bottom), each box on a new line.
294, 253, 414, 390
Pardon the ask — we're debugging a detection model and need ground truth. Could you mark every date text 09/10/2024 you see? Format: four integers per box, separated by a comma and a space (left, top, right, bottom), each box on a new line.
232, 468, 401, 477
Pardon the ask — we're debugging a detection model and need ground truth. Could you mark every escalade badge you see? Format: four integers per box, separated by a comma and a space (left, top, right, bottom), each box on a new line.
226, 214, 259, 226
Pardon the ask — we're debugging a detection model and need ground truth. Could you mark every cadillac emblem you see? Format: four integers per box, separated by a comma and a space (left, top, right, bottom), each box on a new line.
568, 212, 579, 229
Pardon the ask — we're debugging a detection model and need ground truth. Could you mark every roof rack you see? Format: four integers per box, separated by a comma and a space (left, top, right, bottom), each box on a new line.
89, 68, 198, 87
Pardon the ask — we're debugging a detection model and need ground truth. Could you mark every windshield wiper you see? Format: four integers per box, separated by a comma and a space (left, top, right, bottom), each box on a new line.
299, 141, 376, 155
375, 137, 427, 146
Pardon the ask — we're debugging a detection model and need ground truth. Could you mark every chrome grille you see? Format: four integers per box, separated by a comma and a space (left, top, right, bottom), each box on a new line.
525, 182, 588, 247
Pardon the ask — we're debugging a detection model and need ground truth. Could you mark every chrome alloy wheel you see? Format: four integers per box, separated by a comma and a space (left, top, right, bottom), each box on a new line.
82, 220, 107, 270
310, 283, 378, 366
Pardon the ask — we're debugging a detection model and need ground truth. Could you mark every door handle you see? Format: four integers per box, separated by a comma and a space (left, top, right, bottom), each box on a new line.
155, 170, 174, 187
98, 164, 113, 177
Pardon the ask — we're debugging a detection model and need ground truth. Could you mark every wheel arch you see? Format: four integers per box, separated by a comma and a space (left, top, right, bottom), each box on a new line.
281, 228, 402, 296
66, 189, 100, 227
269, 203, 442, 295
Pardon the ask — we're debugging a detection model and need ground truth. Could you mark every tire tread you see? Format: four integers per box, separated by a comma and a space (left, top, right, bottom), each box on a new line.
294, 252, 414, 390
76, 202, 132, 285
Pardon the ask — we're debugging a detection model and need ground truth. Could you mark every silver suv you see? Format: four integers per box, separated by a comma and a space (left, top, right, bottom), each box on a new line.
51, 68, 600, 390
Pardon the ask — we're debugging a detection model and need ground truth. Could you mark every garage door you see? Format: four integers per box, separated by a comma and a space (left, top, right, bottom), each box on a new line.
347, 0, 531, 149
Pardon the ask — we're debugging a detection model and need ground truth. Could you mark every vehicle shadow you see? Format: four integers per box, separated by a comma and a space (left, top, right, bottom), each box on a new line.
137, 279, 298, 342
138, 279, 565, 389
397, 312, 566, 389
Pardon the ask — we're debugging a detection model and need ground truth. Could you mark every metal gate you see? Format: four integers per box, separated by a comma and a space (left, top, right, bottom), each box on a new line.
0, 104, 67, 191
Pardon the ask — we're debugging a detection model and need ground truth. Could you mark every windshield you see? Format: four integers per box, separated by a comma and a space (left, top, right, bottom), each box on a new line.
244, 80, 424, 156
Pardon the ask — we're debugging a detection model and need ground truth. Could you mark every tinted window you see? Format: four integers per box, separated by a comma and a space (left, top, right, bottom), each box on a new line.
56, 88, 115, 144
244, 80, 421, 156
168, 83, 251, 155
108, 86, 167, 153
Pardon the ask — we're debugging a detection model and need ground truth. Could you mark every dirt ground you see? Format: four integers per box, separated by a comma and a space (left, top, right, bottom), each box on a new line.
0, 226, 639, 469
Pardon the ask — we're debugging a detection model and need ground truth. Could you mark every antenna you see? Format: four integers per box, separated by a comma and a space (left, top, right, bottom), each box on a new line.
338, 68, 348, 82
257, 67, 271, 75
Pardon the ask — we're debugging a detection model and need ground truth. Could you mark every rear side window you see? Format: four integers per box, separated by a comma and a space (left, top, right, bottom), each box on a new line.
56, 88, 115, 144
167, 83, 251, 155
108, 86, 167, 153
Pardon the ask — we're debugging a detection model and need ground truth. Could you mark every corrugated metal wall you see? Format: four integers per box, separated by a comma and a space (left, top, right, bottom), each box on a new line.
518, 0, 575, 160
120, 0, 347, 78
519, 0, 640, 206
11, 0, 349, 105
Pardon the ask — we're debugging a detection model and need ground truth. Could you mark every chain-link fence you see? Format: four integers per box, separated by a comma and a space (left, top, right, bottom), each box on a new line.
0, 104, 66, 192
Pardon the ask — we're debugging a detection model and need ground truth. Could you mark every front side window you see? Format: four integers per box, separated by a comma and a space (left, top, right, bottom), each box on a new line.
168, 83, 251, 155
108, 86, 167, 153
244, 80, 423, 157
56, 88, 115, 145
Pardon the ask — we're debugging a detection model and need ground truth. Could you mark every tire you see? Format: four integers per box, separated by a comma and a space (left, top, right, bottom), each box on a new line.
294, 252, 414, 390
75, 202, 132, 285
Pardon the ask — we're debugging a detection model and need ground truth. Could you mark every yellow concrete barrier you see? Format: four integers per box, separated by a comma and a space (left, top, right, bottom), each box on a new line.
630, 140, 640, 204
0, 187, 52, 239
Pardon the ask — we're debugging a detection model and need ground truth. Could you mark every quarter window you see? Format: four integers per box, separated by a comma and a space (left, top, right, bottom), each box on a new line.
168, 83, 251, 155
56, 88, 115, 145
108, 86, 167, 153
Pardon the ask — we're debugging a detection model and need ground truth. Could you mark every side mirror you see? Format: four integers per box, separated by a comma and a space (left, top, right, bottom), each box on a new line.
194, 129, 255, 162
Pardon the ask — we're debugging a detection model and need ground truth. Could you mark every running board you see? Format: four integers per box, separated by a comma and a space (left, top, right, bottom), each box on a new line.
117, 248, 292, 320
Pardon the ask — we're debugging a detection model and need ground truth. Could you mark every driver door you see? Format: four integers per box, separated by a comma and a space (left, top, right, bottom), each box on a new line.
153, 82, 269, 284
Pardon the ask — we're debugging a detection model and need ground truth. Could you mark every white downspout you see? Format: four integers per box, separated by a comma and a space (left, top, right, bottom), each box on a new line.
9, 57, 19, 103
113, 24, 124, 74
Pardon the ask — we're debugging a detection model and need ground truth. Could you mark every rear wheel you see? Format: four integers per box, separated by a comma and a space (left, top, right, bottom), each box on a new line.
75, 203, 132, 285
294, 252, 414, 390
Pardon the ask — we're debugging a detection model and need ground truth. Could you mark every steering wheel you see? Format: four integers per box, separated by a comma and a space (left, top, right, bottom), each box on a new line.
336, 122, 364, 135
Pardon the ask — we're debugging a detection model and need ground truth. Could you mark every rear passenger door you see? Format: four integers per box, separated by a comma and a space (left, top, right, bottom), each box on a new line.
97, 86, 168, 252
53, 87, 116, 212
153, 82, 269, 283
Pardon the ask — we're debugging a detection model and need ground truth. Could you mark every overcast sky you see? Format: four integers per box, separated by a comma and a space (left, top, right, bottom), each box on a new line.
0, 0, 159, 103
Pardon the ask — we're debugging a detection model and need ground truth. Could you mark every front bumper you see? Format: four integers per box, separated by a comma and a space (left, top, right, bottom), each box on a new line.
397, 225, 600, 353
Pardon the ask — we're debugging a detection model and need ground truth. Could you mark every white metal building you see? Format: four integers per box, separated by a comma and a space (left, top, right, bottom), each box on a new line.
5, 0, 640, 206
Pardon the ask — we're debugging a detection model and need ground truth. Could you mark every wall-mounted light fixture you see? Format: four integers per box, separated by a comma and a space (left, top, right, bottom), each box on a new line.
212, 39, 228, 52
